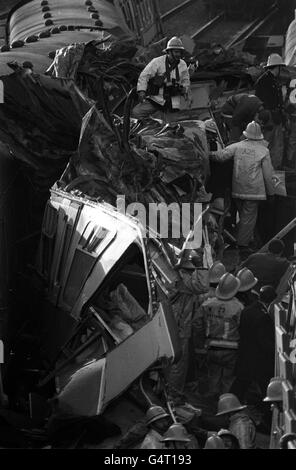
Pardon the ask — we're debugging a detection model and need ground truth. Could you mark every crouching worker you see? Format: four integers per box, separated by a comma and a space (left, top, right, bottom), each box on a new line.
161, 423, 199, 449
216, 394, 256, 449
140, 406, 171, 449
132, 37, 192, 120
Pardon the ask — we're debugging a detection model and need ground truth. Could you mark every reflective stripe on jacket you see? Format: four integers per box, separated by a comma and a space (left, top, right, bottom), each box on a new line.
211, 139, 275, 200
197, 296, 243, 348
137, 55, 191, 109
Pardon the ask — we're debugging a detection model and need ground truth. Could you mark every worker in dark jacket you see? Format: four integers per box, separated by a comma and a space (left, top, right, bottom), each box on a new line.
255, 53, 287, 168
221, 93, 264, 143
241, 239, 290, 292
230, 287, 275, 404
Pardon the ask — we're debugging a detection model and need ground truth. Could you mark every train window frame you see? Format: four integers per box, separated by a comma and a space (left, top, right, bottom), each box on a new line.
62, 223, 117, 309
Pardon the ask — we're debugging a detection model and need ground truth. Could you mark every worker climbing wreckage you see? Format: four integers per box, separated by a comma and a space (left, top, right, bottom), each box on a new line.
132, 37, 193, 120
0, 0, 295, 451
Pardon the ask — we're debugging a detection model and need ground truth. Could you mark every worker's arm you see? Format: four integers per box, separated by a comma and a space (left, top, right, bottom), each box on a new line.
180, 60, 191, 93
262, 151, 275, 196
137, 58, 160, 94
209, 142, 237, 162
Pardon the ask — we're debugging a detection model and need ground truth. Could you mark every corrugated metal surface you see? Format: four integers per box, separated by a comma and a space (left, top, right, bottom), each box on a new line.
285, 10, 296, 65
8, 0, 132, 42
0, 30, 108, 74
0, 0, 135, 75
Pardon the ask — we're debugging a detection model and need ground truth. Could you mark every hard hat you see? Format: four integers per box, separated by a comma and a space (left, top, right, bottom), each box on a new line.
204, 118, 217, 133
211, 197, 224, 212
218, 429, 237, 439
176, 258, 197, 270
236, 268, 258, 292
264, 53, 286, 68
217, 429, 240, 448
259, 285, 277, 304
161, 423, 191, 442
215, 273, 240, 300
209, 261, 226, 284
165, 36, 185, 51
243, 121, 264, 140
216, 393, 247, 416
263, 377, 283, 402
204, 435, 225, 449
146, 405, 170, 425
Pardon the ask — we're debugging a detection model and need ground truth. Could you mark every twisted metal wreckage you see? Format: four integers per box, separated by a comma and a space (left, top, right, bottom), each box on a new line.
0, 36, 216, 423
0, 2, 296, 447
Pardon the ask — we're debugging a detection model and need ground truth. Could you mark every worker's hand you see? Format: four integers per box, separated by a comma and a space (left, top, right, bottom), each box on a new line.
138, 91, 146, 103
185, 92, 193, 109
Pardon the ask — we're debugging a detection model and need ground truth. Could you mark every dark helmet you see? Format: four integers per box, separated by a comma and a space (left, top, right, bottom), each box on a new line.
259, 285, 277, 304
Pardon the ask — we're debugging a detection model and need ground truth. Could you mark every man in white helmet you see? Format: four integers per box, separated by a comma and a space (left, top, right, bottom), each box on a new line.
132, 37, 192, 120
209, 121, 275, 258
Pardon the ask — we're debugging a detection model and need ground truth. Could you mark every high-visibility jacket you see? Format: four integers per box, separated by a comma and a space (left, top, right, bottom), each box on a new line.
137, 55, 191, 109
211, 139, 275, 200
197, 296, 244, 349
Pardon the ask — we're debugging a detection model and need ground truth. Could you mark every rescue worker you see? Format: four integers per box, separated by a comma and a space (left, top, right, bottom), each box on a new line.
167, 253, 209, 396
255, 53, 287, 169
207, 261, 226, 299
132, 37, 192, 120
263, 377, 284, 449
196, 273, 244, 399
241, 239, 291, 292
210, 121, 275, 258
236, 267, 258, 307
160, 423, 199, 449
216, 393, 256, 449
221, 93, 264, 143
115, 403, 211, 449
140, 406, 171, 449
217, 429, 240, 449
230, 286, 275, 406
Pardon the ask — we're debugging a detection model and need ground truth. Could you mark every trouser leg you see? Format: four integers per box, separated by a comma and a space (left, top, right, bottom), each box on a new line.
167, 337, 190, 394
207, 351, 223, 399
235, 199, 258, 247
132, 101, 159, 119
221, 351, 237, 393
207, 350, 236, 397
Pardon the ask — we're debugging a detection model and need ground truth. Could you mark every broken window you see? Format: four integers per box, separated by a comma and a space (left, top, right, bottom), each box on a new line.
62, 223, 116, 308
84, 243, 150, 347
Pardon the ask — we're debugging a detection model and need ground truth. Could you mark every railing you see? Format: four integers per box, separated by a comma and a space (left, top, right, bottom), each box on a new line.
273, 269, 296, 448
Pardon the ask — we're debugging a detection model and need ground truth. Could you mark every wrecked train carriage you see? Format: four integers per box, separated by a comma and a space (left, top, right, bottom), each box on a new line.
36, 188, 181, 416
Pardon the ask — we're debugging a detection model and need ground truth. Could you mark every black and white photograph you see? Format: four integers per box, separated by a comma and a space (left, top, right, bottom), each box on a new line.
0, 0, 295, 453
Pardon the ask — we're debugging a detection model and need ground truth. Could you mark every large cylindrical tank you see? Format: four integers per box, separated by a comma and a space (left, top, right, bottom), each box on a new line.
285, 9, 296, 65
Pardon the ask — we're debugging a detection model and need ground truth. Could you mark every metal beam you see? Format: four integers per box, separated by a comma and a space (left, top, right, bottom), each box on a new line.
225, 3, 278, 50
191, 13, 224, 40
161, 0, 197, 22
